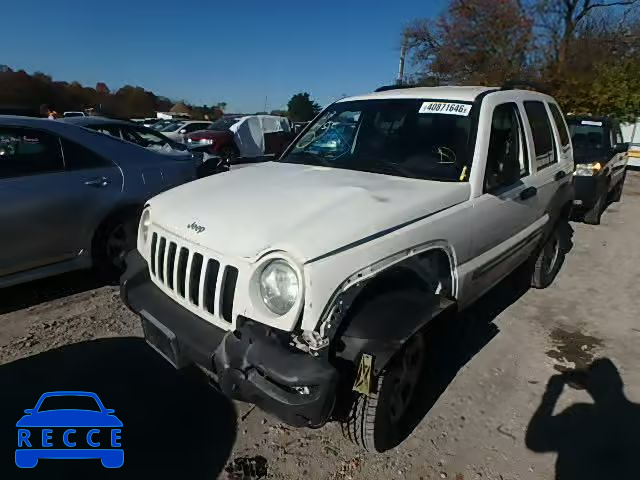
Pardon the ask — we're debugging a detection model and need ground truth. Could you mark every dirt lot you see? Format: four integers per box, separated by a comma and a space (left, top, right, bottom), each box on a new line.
2, 173, 639, 480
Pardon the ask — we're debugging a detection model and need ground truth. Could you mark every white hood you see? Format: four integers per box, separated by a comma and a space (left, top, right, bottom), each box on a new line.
147, 162, 470, 262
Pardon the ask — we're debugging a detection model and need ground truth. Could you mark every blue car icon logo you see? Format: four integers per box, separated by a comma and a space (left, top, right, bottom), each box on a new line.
15, 391, 123, 468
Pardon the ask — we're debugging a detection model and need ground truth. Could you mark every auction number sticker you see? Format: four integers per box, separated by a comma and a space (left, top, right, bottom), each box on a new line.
419, 102, 471, 116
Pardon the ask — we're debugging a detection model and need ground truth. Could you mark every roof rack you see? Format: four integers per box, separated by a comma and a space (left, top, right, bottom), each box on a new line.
374, 83, 418, 92
500, 80, 549, 94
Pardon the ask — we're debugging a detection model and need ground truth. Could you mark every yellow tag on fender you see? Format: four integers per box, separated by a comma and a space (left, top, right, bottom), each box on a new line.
353, 353, 374, 395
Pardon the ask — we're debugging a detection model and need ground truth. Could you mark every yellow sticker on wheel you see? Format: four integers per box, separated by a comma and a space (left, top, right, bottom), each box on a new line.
353, 353, 374, 395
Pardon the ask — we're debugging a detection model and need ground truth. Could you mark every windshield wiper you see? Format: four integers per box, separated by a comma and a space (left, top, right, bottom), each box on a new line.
281, 151, 334, 167
357, 158, 419, 179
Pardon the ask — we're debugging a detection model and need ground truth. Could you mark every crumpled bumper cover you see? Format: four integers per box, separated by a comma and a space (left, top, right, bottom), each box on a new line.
120, 250, 338, 427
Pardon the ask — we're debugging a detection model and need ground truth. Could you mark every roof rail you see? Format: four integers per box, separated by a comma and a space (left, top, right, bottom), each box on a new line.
374, 83, 418, 92
500, 80, 549, 94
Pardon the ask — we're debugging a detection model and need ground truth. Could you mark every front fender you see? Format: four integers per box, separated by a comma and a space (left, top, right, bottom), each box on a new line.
337, 295, 455, 375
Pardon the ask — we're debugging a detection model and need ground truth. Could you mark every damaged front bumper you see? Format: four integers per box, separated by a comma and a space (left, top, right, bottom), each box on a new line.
120, 250, 338, 427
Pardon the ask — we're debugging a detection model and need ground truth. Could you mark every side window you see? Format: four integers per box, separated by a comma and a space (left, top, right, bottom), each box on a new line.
60, 138, 113, 170
524, 101, 557, 170
0, 127, 63, 179
548, 103, 570, 148
485, 103, 527, 191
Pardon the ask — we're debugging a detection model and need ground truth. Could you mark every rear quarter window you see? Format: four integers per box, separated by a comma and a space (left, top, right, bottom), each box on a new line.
548, 103, 570, 148
61, 138, 113, 170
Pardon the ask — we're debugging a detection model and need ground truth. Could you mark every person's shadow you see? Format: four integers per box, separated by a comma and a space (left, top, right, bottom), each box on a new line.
526, 358, 640, 479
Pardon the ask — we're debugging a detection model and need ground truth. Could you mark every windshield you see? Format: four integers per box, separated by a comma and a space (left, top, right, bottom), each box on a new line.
280, 99, 473, 181
123, 127, 169, 147
207, 118, 239, 131
159, 121, 185, 132
38, 395, 101, 412
568, 120, 606, 150
152, 120, 176, 131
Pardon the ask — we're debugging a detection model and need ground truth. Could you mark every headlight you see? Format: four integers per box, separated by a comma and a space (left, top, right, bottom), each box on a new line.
139, 208, 151, 244
201, 139, 214, 145
259, 260, 299, 315
574, 162, 602, 176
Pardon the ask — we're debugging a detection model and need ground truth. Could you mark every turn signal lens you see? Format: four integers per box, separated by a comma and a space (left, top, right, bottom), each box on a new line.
574, 162, 602, 176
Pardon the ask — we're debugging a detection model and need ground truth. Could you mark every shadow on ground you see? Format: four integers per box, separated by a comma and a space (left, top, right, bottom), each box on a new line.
385, 257, 558, 451
0, 270, 106, 315
526, 358, 640, 479
0, 337, 237, 479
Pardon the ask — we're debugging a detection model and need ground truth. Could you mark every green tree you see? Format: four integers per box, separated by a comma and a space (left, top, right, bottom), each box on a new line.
287, 93, 321, 122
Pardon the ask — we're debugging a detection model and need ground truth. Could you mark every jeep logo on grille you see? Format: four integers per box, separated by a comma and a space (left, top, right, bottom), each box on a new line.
187, 222, 206, 234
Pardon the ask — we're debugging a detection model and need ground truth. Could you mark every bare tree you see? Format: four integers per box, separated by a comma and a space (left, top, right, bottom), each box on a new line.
533, 0, 639, 66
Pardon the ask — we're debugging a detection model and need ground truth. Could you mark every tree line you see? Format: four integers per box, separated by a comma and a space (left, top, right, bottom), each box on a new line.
402, 0, 640, 120
0, 66, 227, 120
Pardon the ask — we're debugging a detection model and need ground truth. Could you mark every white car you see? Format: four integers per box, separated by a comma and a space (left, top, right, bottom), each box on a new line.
622, 118, 640, 168
121, 85, 574, 452
157, 120, 212, 142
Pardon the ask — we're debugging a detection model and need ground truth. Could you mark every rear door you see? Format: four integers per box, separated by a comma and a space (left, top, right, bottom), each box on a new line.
523, 101, 571, 218
468, 99, 543, 295
57, 137, 123, 256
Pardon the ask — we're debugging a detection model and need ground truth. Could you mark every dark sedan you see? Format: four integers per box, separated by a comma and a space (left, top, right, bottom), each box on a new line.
569, 116, 629, 224
0, 116, 198, 288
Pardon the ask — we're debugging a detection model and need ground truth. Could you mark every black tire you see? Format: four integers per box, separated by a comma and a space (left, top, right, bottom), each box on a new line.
531, 221, 568, 289
219, 146, 238, 162
611, 172, 626, 202
583, 192, 605, 225
340, 289, 431, 452
93, 213, 138, 281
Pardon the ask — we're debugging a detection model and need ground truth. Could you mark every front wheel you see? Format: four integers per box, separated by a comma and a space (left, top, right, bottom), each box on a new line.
583, 186, 607, 225
611, 172, 626, 202
341, 333, 425, 452
94, 214, 138, 281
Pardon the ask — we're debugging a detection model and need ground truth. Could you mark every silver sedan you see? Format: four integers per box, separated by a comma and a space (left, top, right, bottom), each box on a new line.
0, 115, 199, 288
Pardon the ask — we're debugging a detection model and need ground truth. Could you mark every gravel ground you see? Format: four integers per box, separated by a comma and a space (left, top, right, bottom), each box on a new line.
2, 173, 639, 480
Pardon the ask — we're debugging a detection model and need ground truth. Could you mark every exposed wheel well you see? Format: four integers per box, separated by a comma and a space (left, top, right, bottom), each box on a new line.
344, 248, 454, 320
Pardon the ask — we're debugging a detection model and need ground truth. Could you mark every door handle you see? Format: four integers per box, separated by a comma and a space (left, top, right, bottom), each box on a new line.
84, 176, 110, 188
520, 186, 537, 200
555, 170, 566, 181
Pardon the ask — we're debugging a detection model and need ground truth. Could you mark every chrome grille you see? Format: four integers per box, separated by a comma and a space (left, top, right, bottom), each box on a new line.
149, 231, 238, 326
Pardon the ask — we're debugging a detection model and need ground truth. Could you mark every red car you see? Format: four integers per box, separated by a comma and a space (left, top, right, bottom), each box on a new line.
186, 115, 294, 161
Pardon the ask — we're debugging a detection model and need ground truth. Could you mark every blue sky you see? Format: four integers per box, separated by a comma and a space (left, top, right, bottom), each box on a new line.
1, 0, 447, 112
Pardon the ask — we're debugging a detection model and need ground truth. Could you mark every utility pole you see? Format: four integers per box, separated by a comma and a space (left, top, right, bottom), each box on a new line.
397, 41, 408, 85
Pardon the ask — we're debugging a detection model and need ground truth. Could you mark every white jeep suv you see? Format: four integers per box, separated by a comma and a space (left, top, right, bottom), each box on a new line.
121, 85, 574, 452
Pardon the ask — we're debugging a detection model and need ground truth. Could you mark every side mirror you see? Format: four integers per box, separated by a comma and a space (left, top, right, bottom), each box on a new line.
613, 142, 629, 154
